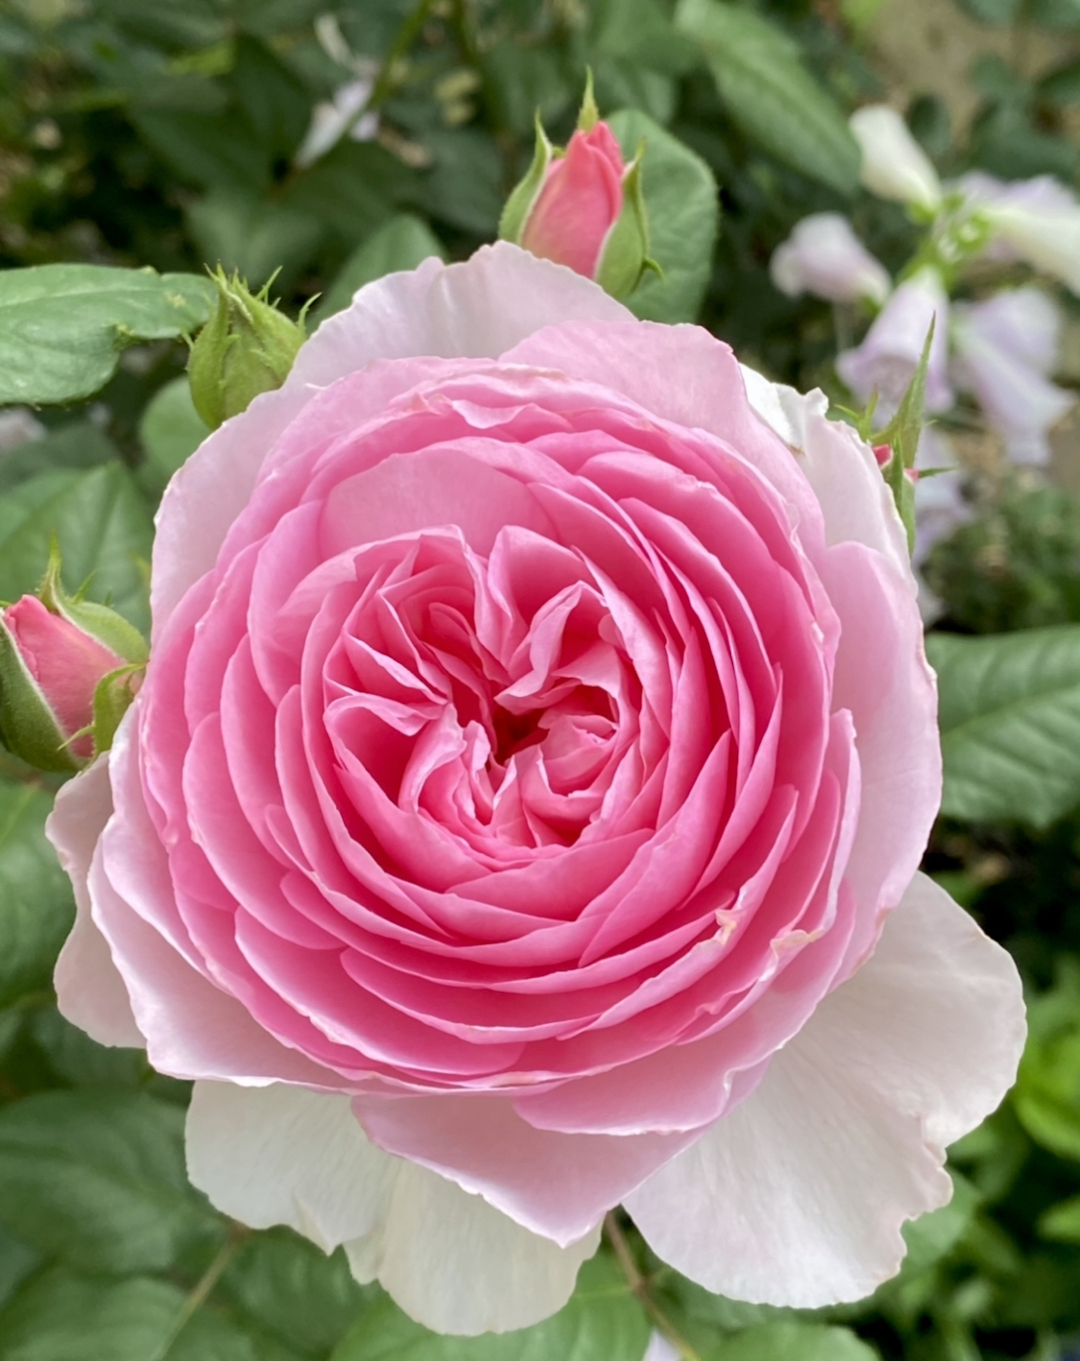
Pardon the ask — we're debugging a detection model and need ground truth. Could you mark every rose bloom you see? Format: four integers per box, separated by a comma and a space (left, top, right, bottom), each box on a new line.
48, 245, 1024, 1336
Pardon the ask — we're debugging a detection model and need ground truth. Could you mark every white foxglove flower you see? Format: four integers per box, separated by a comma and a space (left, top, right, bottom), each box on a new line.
953, 287, 1075, 466
960, 172, 1080, 296
770, 213, 891, 305
837, 266, 953, 419
295, 78, 379, 169
850, 106, 942, 212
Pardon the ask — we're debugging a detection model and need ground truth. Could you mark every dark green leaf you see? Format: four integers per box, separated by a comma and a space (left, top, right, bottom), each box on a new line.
28, 1006, 148, 1089
132, 109, 273, 195
0, 463, 153, 632
0, 424, 119, 496
222, 1230, 368, 1355
607, 109, 719, 324
313, 214, 446, 325
0, 779, 74, 1011
675, 0, 860, 193
138, 377, 210, 499
331, 1255, 650, 1361
0, 1090, 220, 1274
928, 625, 1080, 828
0, 266, 213, 407
185, 192, 324, 292
0, 1225, 40, 1315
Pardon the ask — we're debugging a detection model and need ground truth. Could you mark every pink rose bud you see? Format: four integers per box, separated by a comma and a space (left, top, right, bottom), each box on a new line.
770, 213, 891, 306
0, 550, 147, 772
500, 80, 652, 299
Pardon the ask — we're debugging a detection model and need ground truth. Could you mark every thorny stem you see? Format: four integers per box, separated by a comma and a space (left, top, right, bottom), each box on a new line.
147, 1224, 249, 1361
604, 1213, 704, 1361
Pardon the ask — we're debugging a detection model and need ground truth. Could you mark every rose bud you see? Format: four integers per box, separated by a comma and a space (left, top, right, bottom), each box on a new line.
500, 81, 652, 300
0, 557, 146, 772
188, 268, 307, 430
952, 286, 1075, 466
959, 171, 1080, 297
837, 266, 953, 420
850, 105, 942, 213
770, 213, 891, 306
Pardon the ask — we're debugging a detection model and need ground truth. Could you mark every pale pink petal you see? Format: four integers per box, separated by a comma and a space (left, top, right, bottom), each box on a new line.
625, 873, 1025, 1306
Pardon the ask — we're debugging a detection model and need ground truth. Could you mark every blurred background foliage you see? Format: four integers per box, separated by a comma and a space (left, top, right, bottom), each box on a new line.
3, 0, 1080, 1359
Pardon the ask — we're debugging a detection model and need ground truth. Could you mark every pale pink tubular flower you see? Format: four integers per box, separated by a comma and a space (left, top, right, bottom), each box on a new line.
47, 245, 1025, 1337
850, 105, 943, 212
952, 286, 1075, 466
960, 171, 1080, 296
837, 266, 953, 420
770, 213, 891, 306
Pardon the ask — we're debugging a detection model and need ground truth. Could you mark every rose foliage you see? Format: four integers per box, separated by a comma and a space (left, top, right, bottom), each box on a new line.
48, 245, 1024, 1336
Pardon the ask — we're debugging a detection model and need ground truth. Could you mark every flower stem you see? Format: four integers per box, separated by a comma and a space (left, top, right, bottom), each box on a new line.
148, 1224, 248, 1361
604, 1213, 704, 1361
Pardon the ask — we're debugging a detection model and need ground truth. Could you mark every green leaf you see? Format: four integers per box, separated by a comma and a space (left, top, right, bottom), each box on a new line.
1013, 961, 1080, 1162
0, 1265, 299, 1361
675, 0, 860, 194
186, 192, 324, 292
0, 463, 154, 634
138, 378, 210, 499
0, 266, 213, 406
607, 109, 719, 323
928, 625, 1080, 828
0, 1225, 40, 1316
28, 1005, 148, 1088
1038, 1193, 1080, 1242
0, 423, 119, 496
0, 1090, 221, 1274
331, 1255, 650, 1361
0, 778, 74, 1009
221, 1230, 368, 1355
313, 215, 447, 325
712, 1322, 879, 1361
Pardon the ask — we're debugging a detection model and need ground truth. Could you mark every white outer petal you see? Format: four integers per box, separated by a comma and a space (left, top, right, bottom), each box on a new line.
625, 873, 1025, 1306
186, 1082, 599, 1335
740, 369, 910, 575
47, 756, 143, 1048
850, 105, 942, 210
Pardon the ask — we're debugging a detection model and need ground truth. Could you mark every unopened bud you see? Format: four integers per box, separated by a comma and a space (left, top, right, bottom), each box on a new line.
0, 548, 147, 772
188, 268, 306, 430
499, 78, 654, 300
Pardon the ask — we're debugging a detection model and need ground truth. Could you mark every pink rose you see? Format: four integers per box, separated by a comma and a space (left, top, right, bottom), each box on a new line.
48, 245, 1024, 1336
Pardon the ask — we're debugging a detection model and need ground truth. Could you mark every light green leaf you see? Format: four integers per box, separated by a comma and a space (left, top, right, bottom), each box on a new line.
928, 625, 1080, 828
714, 1322, 879, 1361
1038, 1193, 1080, 1242
0, 422, 119, 496
138, 377, 211, 499
313, 215, 447, 326
607, 109, 719, 324
0, 1090, 221, 1274
675, 0, 860, 194
0, 463, 154, 633
1013, 961, 1080, 1163
0, 265, 213, 406
331, 1255, 649, 1361
0, 778, 74, 1010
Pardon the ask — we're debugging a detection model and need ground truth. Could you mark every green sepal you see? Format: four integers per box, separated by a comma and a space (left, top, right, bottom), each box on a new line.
873, 321, 934, 554
188, 267, 306, 431
577, 68, 600, 133
91, 664, 142, 757
498, 112, 555, 245
0, 616, 79, 774
596, 142, 652, 301
39, 541, 148, 666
